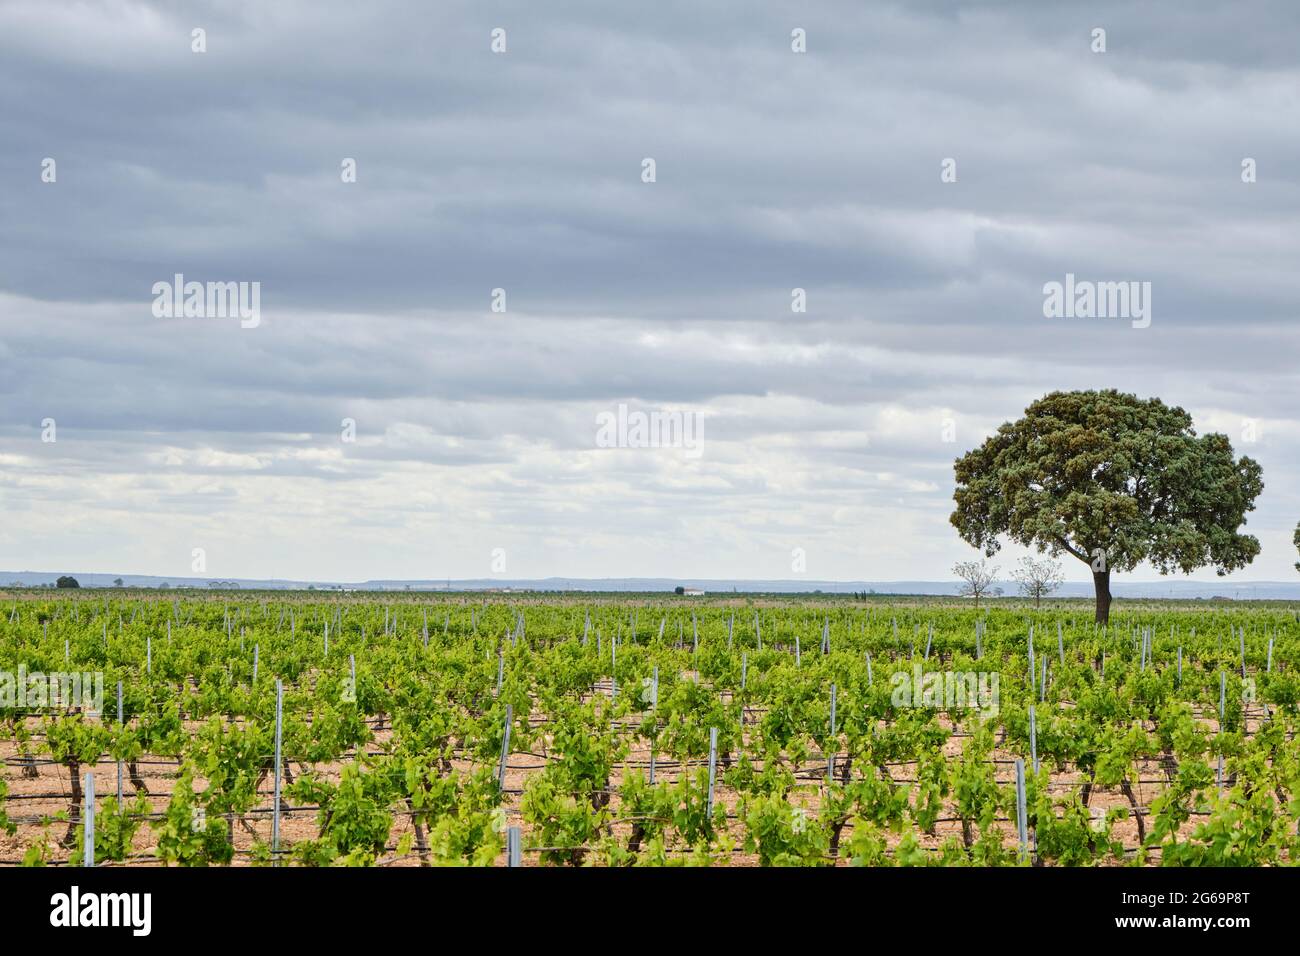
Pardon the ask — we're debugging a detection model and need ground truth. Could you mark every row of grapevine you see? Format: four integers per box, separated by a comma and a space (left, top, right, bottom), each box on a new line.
1, 593, 1297, 865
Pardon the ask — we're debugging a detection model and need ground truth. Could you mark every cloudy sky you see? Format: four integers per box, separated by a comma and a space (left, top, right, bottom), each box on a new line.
1, 0, 1298, 585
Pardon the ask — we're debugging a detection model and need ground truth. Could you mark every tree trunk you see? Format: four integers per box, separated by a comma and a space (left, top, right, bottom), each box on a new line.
63, 759, 83, 847
828, 817, 847, 862
1120, 778, 1145, 844
1092, 570, 1111, 625
405, 799, 430, 866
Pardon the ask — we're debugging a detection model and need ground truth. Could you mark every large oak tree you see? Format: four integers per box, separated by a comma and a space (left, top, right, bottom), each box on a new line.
950, 390, 1263, 623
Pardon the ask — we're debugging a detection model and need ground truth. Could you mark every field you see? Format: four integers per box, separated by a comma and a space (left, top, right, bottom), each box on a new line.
1, 591, 1298, 867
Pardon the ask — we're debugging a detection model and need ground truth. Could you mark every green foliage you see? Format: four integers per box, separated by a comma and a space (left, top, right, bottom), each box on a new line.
0, 779, 15, 838
153, 768, 235, 866
739, 792, 830, 866
71, 793, 151, 865
520, 776, 603, 866
289, 762, 394, 866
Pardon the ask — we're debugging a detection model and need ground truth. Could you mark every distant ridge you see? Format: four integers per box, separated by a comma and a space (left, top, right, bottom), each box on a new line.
2, 571, 1298, 600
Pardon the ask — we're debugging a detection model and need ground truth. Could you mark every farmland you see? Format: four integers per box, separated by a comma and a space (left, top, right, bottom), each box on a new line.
1, 591, 1298, 867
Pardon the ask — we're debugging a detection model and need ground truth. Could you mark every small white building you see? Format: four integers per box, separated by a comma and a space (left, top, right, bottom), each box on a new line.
683, 587, 705, 597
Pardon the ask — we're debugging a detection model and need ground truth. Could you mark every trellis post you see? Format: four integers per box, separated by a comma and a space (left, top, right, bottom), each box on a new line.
497, 704, 513, 791
1014, 758, 1027, 863
272, 678, 283, 864
1029, 704, 1039, 774
116, 681, 124, 809
507, 825, 521, 867
826, 684, 837, 781
649, 665, 659, 785
83, 772, 95, 868
706, 727, 718, 817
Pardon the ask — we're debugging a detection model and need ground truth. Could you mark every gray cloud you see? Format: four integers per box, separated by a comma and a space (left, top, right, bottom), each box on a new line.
1, 0, 1298, 582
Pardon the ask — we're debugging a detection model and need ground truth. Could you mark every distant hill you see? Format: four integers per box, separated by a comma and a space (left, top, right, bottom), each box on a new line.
2, 571, 1298, 600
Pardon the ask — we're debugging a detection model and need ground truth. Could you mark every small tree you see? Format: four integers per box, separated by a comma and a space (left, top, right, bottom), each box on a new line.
1010, 556, 1064, 608
1294, 521, 1300, 573
55, 576, 79, 589
113, 578, 124, 588
953, 560, 1001, 609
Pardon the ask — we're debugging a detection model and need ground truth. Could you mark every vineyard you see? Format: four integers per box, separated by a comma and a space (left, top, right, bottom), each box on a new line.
1, 592, 1299, 867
